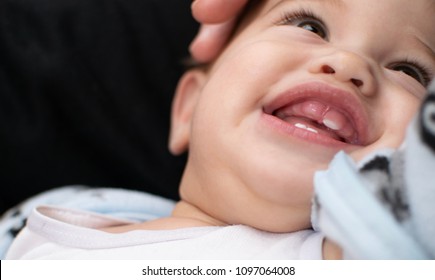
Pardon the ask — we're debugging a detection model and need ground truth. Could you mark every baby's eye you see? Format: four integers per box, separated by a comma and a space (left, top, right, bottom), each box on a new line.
278, 9, 328, 40
297, 21, 327, 39
389, 61, 432, 87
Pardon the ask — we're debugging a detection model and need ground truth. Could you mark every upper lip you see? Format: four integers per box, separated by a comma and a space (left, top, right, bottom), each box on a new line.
263, 81, 370, 146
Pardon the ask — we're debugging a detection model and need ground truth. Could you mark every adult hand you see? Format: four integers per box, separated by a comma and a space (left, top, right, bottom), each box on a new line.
190, 0, 249, 63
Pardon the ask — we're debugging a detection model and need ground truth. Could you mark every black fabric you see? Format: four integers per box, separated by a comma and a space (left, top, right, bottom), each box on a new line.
0, 0, 198, 213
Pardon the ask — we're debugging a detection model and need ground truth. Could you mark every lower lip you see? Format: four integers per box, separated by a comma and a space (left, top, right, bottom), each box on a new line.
260, 112, 356, 150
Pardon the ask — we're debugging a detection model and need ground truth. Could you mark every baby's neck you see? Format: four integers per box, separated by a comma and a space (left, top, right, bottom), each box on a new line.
170, 200, 228, 228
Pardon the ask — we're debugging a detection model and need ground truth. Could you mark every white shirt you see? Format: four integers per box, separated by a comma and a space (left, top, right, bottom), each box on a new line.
6, 206, 324, 259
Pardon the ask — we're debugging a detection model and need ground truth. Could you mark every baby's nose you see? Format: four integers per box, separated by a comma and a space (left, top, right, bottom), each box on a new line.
310, 50, 377, 97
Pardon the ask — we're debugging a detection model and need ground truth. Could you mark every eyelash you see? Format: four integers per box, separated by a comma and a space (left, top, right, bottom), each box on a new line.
276, 9, 328, 40
275, 9, 433, 87
390, 59, 433, 88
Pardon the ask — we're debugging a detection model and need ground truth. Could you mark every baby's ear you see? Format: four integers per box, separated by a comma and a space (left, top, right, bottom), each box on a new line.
169, 69, 206, 155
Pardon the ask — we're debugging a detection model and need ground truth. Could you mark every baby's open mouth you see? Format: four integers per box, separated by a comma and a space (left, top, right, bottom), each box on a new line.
263, 82, 369, 146
273, 99, 358, 145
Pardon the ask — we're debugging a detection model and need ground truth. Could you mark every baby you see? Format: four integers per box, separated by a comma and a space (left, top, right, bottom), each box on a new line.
5, 0, 435, 259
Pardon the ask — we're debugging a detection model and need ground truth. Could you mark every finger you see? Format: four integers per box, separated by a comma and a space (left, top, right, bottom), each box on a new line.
191, 0, 249, 24
189, 20, 237, 63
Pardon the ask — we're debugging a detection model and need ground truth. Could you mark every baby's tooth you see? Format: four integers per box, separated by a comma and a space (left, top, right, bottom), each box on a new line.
295, 123, 318, 134
323, 118, 340, 130
307, 127, 319, 134
322, 109, 347, 131
295, 123, 308, 129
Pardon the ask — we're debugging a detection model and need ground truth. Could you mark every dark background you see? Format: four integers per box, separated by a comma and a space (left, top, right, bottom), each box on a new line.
0, 0, 198, 213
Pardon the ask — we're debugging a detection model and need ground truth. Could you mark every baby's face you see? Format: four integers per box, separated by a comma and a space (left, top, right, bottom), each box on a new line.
174, 0, 435, 232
